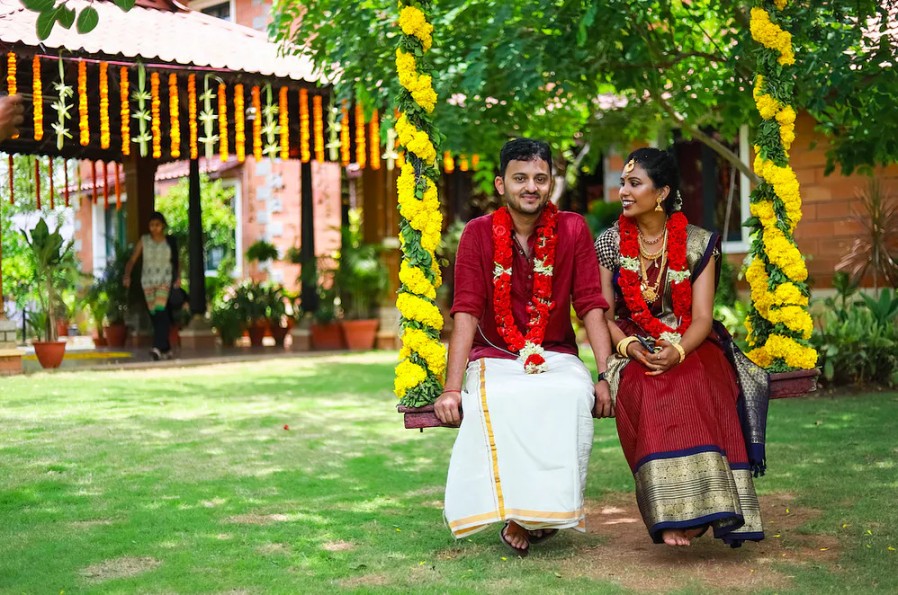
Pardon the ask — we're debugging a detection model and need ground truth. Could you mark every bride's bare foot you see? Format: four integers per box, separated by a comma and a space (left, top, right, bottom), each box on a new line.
662, 529, 692, 546
684, 527, 705, 541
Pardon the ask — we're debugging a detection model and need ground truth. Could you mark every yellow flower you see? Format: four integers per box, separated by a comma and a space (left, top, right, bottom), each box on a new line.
401, 327, 447, 379
750, 8, 795, 65
396, 114, 437, 164
397, 293, 444, 329
398, 5, 434, 51
400, 260, 437, 299
773, 0, 788, 9
394, 359, 428, 398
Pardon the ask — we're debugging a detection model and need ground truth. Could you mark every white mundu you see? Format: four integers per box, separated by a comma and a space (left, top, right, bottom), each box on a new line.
443, 351, 596, 538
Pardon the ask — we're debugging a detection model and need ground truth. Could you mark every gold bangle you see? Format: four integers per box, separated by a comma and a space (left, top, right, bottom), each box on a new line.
616, 336, 638, 358
672, 342, 686, 363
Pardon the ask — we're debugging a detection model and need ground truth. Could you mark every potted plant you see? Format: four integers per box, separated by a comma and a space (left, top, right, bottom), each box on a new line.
334, 224, 388, 350
101, 242, 131, 347
210, 289, 244, 348
245, 239, 279, 280
310, 284, 343, 350
287, 291, 310, 351
232, 280, 269, 347
84, 281, 109, 347
264, 283, 289, 347
22, 218, 75, 368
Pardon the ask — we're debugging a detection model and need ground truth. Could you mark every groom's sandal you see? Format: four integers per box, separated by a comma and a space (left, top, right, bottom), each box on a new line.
528, 528, 559, 545
499, 522, 529, 558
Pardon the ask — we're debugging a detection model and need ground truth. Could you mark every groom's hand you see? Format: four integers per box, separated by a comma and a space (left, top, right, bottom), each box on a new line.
434, 390, 462, 426
593, 380, 614, 418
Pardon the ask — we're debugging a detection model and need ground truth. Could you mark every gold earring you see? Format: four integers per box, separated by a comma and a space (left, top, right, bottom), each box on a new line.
655, 195, 664, 212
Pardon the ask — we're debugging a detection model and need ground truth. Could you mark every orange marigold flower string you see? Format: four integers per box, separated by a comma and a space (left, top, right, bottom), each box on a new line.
169, 73, 180, 159
251, 85, 262, 161
354, 102, 366, 169
299, 88, 310, 163
312, 94, 324, 162
7, 53, 17, 139
340, 100, 350, 166
443, 151, 454, 174
78, 60, 88, 146
369, 108, 381, 170
150, 72, 161, 159
33, 56, 43, 141
279, 86, 289, 160
99, 61, 110, 149
187, 74, 198, 160
119, 67, 130, 156
218, 82, 228, 161
234, 83, 246, 162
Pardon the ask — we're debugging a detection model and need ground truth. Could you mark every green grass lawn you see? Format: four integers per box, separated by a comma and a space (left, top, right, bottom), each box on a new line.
1, 353, 896, 593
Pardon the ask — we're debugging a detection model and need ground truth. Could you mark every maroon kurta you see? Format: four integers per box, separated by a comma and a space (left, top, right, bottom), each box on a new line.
450, 210, 608, 362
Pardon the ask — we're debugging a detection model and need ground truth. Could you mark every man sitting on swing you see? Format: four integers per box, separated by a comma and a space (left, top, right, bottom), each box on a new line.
434, 138, 613, 557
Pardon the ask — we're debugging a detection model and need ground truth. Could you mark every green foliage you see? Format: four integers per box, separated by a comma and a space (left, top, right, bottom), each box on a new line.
209, 292, 244, 347
334, 215, 388, 320
584, 200, 623, 237
714, 257, 739, 308
23, 0, 133, 40
21, 218, 76, 341
812, 284, 898, 388
835, 178, 898, 289
244, 240, 279, 264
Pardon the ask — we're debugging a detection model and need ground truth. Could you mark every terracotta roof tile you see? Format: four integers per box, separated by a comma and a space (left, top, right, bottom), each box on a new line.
0, 0, 322, 83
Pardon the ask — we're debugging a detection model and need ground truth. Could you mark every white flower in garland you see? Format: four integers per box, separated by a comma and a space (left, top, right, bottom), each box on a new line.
620, 256, 640, 272
659, 331, 682, 344
533, 259, 553, 275
667, 269, 691, 283
493, 263, 511, 279
520, 341, 549, 374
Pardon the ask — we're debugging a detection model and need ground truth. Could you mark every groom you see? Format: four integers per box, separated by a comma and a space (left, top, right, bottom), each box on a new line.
435, 137, 613, 556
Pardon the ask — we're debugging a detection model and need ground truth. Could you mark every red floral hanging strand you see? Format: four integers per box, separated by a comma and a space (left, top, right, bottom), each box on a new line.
617, 212, 693, 342
492, 202, 559, 373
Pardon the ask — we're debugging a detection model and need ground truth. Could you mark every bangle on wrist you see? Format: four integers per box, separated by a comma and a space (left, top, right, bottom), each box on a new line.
442, 389, 461, 394
616, 336, 638, 358
672, 343, 686, 363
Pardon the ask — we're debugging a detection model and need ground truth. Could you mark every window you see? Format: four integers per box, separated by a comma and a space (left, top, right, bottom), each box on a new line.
195, 0, 232, 22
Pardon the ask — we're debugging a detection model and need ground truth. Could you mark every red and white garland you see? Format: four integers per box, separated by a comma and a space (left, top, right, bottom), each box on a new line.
618, 212, 692, 343
492, 203, 559, 373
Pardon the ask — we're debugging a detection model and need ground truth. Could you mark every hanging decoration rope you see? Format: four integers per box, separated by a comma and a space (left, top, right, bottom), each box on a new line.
369, 108, 381, 170
119, 66, 130, 156
279, 86, 289, 160
339, 99, 350, 166
261, 84, 279, 159
53, 57, 73, 150
99, 62, 110, 149
32, 56, 43, 141
354, 102, 366, 169
7, 53, 18, 139
744, 0, 817, 372
132, 63, 151, 157
198, 75, 218, 160
393, 0, 445, 407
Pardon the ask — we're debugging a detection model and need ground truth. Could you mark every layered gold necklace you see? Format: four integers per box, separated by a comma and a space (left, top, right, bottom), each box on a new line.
638, 228, 667, 303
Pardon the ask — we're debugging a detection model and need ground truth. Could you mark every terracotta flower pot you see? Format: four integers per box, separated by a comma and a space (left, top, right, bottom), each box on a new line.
104, 323, 128, 348
33, 340, 66, 369
769, 368, 821, 399
247, 320, 268, 347
310, 322, 344, 350
93, 335, 108, 348
270, 324, 288, 347
339, 319, 379, 351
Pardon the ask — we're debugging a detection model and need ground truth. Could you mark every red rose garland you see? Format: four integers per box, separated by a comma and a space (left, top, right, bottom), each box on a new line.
492, 203, 559, 373
618, 212, 693, 342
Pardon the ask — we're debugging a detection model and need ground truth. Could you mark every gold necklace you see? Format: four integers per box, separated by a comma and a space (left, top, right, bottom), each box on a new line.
638, 227, 665, 246
639, 234, 667, 302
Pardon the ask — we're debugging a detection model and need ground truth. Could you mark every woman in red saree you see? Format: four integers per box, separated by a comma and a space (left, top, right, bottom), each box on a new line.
596, 148, 768, 548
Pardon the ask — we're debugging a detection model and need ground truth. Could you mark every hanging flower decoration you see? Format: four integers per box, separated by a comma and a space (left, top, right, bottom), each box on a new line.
218, 82, 229, 161
251, 85, 263, 161
369, 108, 381, 170
32, 56, 43, 141
7, 53, 17, 140
339, 99, 351, 166
443, 150, 454, 174
169, 73, 180, 159
188, 74, 198, 160
459, 154, 469, 172
131, 62, 152, 157
234, 83, 246, 163
150, 72, 162, 159
52, 57, 74, 150
326, 102, 341, 162
197, 75, 219, 160
354, 102, 366, 169
312, 94, 325, 162
394, 0, 445, 407
78, 60, 89, 146
99, 62, 110, 149
299, 88, 310, 163
745, 0, 817, 372
261, 84, 280, 158
278, 86, 289, 160
119, 67, 130, 156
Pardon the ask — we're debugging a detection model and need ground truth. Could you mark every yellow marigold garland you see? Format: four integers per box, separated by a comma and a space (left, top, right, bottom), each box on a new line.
299, 88, 310, 163
234, 83, 246, 163
119, 67, 130, 156
443, 151, 454, 174
187, 74, 198, 160
150, 72, 162, 159
340, 100, 351, 166
745, 0, 817, 372
369, 108, 381, 170
279, 86, 289, 160
99, 62, 109, 149
251, 85, 262, 161
312, 94, 324, 162
169, 73, 180, 159
78, 60, 89, 146
7, 53, 17, 140
32, 56, 43, 141
354, 102, 366, 169
219, 83, 229, 161
394, 1, 445, 407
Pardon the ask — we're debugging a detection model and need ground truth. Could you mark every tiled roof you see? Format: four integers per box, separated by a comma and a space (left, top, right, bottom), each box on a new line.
0, 0, 322, 83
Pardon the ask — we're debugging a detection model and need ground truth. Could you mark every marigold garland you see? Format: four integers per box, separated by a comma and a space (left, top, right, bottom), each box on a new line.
7, 53, 17, 140
339, 100, 351, 166
278, 86, 289, 160
169, 73, 180, 159
394, 1, 445, 407
299, 88, 310, 163
443, 151, 454, 173
150, 72, 162, 159
219, 82, 229, 161
745, 0, 816, 372
98, 61, 109, 149
119, 67, 130, 156
32, 56, 43, 141
459, 154, 469, 172
78, 60, 89, 146
369, 108, 381, 170
234, 83, 246, 163
354, 102, 366, 169
187, 74, 198, 159
251, 85, 263, 161
312, 94, 324, 162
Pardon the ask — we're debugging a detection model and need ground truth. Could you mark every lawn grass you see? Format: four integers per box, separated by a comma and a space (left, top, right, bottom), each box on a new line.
0, 352, 896, 593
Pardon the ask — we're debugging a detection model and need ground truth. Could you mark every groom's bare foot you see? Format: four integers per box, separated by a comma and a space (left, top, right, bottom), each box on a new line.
662, 529, 692, 546
503, 521, 530, 551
